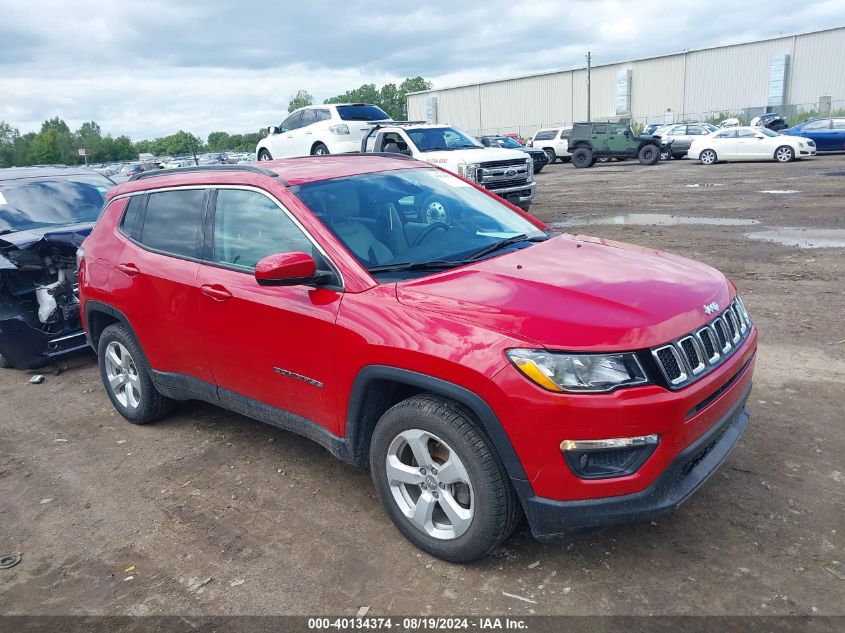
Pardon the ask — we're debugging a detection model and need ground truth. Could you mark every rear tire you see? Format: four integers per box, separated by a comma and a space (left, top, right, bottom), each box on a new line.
257, 149, 272, 161
312, 142, 330, 156
369, 394, 519, 563
638, 144, 659, 165
97, 324, 174, 425
572, 147, 594, 168
774, 145, 795, 163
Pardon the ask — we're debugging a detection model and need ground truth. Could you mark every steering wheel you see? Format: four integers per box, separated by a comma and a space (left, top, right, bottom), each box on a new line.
410, 222, 450, 248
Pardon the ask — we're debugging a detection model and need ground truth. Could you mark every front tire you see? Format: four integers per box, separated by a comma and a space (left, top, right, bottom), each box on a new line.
543, 148, 556, 164
97, 324, 174, 425
369, 395, 518, 562
0, 353, 12, 369
311, 142, 330, 156
572, 147, 594, 168
774, 145, 795, 163
257, 149, 272, 161
699, 149, 718, 165
638, 144, 659, 165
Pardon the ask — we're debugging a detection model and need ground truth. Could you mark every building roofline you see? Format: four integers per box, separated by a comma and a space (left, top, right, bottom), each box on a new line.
406, 25, 845, 96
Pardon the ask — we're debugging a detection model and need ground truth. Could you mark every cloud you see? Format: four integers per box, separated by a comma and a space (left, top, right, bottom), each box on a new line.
1, 0, 844, 140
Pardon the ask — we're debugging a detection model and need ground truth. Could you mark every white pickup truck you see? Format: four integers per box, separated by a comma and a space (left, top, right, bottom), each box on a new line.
362, 123, 536, 210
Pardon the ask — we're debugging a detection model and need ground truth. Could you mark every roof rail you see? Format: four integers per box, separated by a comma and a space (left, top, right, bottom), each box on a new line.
128, 164, 278, 182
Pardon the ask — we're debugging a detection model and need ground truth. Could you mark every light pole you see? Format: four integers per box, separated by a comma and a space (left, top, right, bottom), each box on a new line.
586, 51, 592, 122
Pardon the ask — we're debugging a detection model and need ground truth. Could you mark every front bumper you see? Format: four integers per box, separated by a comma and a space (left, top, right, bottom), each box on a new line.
522, 381, 751, 541
0, 316, 90, 369
489, 181, 536, 206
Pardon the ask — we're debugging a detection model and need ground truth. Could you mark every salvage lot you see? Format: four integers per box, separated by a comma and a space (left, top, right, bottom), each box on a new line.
1, 155, 844, 616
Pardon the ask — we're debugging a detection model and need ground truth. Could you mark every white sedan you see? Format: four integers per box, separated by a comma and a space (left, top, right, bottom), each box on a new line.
688, 127, 816, 164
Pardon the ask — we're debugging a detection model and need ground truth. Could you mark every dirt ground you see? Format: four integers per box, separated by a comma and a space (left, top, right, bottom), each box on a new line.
1, 154, 843, 617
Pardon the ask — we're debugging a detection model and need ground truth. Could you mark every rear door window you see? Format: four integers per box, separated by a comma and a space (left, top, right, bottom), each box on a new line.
138, 189, 206, 259
592, 124, 608, 134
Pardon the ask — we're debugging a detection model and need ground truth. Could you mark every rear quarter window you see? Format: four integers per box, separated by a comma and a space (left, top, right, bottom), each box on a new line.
119, 195, 145, 240
335, 105, 391, 121
533, 130, 558, 141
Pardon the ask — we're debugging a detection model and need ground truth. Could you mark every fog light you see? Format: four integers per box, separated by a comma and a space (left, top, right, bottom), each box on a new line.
561, 435, 659, 479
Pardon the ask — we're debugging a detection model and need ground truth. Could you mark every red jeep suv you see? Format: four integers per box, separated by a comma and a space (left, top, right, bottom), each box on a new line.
79, 158, 756, 562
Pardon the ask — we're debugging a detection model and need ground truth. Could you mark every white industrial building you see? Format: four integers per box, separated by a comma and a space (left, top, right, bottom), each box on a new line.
407, 26, 845, 138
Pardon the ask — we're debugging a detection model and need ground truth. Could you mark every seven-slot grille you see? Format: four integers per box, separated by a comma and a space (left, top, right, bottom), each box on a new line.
651, 298, 751, 389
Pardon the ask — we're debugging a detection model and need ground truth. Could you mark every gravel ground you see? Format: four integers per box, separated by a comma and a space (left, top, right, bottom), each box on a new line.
1, 154, 843, 617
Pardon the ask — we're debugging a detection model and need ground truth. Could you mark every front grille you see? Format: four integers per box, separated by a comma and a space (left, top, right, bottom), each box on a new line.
477, 159, 531, 191
651, 299, 752, 390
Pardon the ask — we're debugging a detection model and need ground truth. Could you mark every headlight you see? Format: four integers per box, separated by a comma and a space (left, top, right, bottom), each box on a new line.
507, 349, 649, 393
459, 163, 480, 182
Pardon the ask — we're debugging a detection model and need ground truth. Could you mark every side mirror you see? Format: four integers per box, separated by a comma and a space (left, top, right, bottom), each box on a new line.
624, 130, 631, 136
255, 252, 322, 286
756, 135, 765, 139
400, 148, 412, 156
268, 126, 279, 135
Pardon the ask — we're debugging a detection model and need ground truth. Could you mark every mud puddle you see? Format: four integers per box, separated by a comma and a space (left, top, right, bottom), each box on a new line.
552, 213, 760, 227
745, 228, 845, 248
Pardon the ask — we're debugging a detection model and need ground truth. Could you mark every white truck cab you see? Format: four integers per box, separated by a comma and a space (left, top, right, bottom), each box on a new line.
363, 124, 535, 210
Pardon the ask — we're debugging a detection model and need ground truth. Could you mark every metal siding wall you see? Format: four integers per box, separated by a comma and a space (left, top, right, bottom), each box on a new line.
790, 29, 845, 105
683, 38, 794, 116
407, 93, 428, 121
406, 28, 845, 135
630, 56, 685, 122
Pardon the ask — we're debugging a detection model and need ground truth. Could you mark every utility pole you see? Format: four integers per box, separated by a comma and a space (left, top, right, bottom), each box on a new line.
586, 51, 592, 122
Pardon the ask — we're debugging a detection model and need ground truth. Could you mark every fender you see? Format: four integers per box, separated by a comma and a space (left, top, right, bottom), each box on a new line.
346, 365, 535, 500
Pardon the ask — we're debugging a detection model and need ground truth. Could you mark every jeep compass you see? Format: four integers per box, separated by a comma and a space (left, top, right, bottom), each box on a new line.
79, 158, 756, 562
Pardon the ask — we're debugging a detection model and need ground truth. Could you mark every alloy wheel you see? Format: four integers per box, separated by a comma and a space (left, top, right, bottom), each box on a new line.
775, 146, 793, 162
104, 341, 141, 410
385, 429, 474, 540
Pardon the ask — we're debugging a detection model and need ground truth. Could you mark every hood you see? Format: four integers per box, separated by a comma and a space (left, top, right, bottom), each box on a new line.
0, 221, 94, 251
423, 147, 529, 165
396, 234, 734, 351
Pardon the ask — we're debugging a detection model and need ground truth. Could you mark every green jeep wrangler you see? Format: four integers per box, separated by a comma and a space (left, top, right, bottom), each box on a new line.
568, 122, 662, 168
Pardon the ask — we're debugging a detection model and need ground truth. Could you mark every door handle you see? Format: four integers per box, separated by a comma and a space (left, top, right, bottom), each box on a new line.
116, 263, 140, 276
201, 284, 232, 301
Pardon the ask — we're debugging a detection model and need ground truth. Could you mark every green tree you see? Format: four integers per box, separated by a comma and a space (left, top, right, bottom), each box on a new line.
31, 128, 63, 164
323, 77, 432, 120
113, 135, 135, 161
76, 121, 103, 162
207, 131, 231, 151
0, 121, 20, 167
288, 89, 314, 112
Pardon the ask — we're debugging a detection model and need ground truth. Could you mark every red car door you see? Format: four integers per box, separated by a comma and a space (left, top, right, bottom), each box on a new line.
195, 188, 342, 432
114, 188, 213, 382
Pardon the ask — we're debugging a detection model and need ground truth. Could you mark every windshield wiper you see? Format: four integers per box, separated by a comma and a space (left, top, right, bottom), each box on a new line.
367, 260, 465, 273
462, 234, 547, 262
0, 229, 16, 236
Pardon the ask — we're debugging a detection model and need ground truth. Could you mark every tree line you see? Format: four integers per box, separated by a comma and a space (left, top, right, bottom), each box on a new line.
0, 76, 433, 168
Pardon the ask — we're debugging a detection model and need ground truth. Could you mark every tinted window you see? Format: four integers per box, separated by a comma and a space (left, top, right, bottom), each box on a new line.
315, 109, 332, 121
300, 109, 317, 127
335, 105, 390, 121
281, 112, 303, 131
0, 176, 111, 233
212, 190, 312, 271
592, 124, 608, 134
139, 189, 205, 258
533, 130, 558, 141
120, 195, 144, 238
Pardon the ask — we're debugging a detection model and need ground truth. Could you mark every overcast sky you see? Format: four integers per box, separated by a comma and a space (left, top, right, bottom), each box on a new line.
2, 0, 844, 141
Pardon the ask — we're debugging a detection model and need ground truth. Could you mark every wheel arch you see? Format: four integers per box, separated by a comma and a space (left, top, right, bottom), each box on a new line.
311, 140, 329, 154
85, 300, 137, 350
345, 365, 532, 496
569, 141, 592, 151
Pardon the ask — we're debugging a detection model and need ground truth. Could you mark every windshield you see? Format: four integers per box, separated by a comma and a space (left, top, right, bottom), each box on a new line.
336, 104, 391, 121
0, 176, 112, 233
291, 168, 547, 277
407, 128, 483, 152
